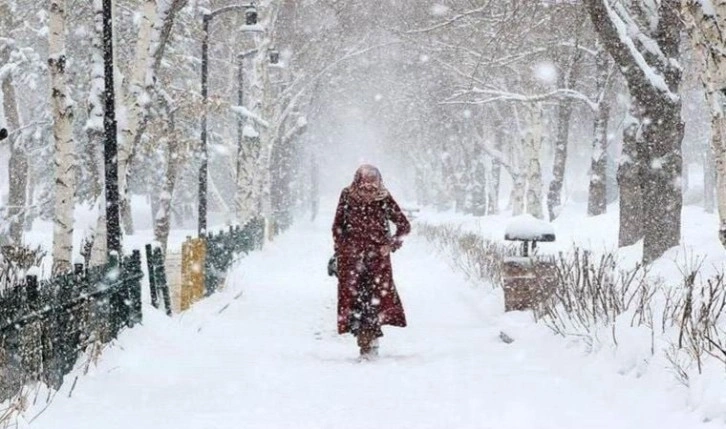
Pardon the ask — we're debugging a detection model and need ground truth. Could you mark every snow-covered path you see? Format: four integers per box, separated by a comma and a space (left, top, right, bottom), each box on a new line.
30, 220, 717, 429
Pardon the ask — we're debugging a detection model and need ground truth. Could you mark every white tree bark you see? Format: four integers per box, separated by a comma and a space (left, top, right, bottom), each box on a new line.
236, 0, 280, 232
117, 0, 157, 234
88, 0, 107, 266
49, 0, 76, 274
524, 105, 544, 219
683, 1, 726, 246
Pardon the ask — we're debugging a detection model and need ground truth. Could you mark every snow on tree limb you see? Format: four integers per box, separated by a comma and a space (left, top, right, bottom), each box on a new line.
590, 0, 679, 101
442, 88, 599, 111
231, 105, 271, 128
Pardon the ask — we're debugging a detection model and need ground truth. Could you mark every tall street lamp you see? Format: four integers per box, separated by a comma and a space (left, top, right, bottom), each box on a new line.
103, 0, 121, 256
199, 3, 259, 237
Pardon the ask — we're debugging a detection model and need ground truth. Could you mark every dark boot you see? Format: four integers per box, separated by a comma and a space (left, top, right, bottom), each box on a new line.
357, 329, 375, 359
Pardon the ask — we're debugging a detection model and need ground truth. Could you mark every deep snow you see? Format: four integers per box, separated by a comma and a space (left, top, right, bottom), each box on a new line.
16, 206, 722, 429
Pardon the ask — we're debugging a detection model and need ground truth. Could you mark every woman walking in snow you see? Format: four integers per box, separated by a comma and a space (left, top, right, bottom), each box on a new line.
332, 164, 411, 359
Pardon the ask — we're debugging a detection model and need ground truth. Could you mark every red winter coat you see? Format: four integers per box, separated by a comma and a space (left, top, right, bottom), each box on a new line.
332, 187, 411, 334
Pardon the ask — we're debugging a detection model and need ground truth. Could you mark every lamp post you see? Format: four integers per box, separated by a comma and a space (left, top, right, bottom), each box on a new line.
103, 0, 121, 256
199, 3, 258, 237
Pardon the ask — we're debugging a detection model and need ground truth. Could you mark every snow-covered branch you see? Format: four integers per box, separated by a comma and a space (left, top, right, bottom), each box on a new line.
406, 5, 495, 34
442, 88, 599, 111
231, 105, 270, 129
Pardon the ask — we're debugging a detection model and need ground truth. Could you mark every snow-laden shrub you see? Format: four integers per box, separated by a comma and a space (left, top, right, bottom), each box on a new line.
419, 222, 726, 391
0, 245, 46, 291
417, 223, 517, 286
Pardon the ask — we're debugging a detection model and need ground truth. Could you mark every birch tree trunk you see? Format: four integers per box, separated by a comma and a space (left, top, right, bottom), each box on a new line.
705, 146, 716, 213
117, 0, 157, 235
683, 1, 726, 245
88, 0, 107, 266
95, 0, 185, 237
525, 106, 544, 219
587, 47, 612, 216
237, 0, 280, 231
510, 173, 526, 216
154, 137, 179, 253
471, 146, 488, 216
487, 124, 503, 215
2, 68, 27, 245
49, 0, 76, 274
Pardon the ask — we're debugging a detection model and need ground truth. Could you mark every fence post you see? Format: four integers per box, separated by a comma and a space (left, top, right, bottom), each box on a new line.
129, 250, 143, 326
26, 275, 39, 311
145, 244, 159, 309
204, 234, 216, 296
153, 248, 172, 316
106, 253, 121, 339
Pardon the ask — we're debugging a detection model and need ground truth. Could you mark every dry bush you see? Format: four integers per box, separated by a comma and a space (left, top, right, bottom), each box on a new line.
419, 221, 726, 384
535, 249, 656, 338
418, 223, 516, 287
0, 245, 46, 290
669, 268, 726, 379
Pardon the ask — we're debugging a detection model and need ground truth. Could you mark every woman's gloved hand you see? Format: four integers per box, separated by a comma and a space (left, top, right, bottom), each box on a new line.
390, 237, 403, 252
381, 237, 403, 256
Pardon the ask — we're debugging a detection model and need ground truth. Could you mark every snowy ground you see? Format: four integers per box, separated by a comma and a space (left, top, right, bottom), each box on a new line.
20, 207, 723, 428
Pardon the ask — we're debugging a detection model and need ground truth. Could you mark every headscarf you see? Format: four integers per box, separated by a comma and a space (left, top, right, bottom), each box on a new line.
348, 164, 389, 203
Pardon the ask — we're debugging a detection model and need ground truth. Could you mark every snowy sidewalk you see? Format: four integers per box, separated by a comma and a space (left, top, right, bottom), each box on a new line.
30, 221, 718, 429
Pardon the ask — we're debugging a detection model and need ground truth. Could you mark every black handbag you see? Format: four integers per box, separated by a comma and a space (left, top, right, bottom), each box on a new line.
327, 254, 338, 277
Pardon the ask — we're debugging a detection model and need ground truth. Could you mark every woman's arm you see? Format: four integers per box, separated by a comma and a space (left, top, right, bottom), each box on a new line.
332, 189, 349, 253
385, 195, 411, 249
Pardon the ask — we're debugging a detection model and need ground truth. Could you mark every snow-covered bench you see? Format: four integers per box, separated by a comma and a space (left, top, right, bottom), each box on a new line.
504, 214, 556, 256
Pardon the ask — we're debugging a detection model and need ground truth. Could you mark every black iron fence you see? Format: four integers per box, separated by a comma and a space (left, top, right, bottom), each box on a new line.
0, 217, 267, 404
0, 251, 143, 402
204, 217, 264, 294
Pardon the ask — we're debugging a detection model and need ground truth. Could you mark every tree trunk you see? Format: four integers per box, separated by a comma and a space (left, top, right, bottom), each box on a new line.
89, 195, 107, 266
236, 128, 261, 226
525, 107, 544, 219
2, 72, 27, 245
586, 0, 683, 263
236, 3, 278, 227
153, 136, 179, 253
511, 174, 526, 216
587, 102, 609, 216
117, 0, 157, 235
116, 0, 186, 236
88, 0, 107, 265
618, 110, 643, 247
49, 0, 76, 274
704, 142, 716, 213
683, 1, 726, 244
547, 55, 579, 221
587, 47, 612, 216
547, 97, 572, 221
310, 154, 319, 221
471, 147, 487, 216
487, 125, 503, 215
639, 100, 684, 264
